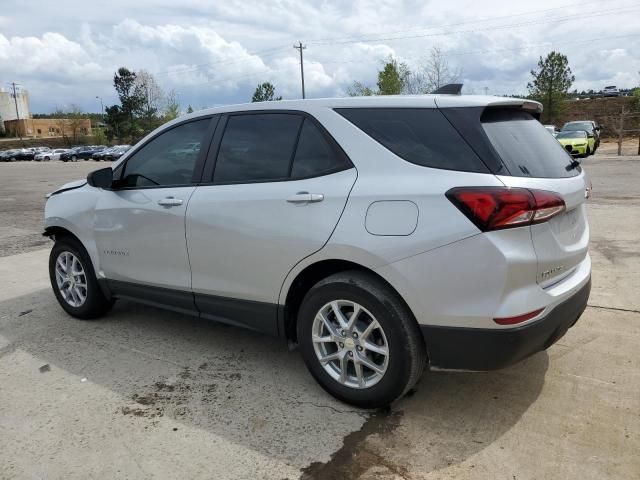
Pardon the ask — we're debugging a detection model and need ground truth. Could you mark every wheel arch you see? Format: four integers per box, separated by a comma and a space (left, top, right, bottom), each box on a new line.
280, 258, 419, 343
43, 224, 102, 280
43, 225, 81, 242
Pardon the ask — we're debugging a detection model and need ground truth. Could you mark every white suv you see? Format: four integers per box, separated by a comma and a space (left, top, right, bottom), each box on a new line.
44, 95, 591, 407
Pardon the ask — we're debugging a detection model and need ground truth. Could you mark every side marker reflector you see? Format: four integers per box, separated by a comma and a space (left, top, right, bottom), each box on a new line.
494, 308, 544, 325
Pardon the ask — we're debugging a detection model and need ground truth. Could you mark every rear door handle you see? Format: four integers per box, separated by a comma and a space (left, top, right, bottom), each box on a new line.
157, 197, 184, 207
286, 192, 324, 204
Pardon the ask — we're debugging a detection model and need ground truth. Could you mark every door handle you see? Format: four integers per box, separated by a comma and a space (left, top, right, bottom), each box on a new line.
157, 197, 184, 207
286, 192, 324, 204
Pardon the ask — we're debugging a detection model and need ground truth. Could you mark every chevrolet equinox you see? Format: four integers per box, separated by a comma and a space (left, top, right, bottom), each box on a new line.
44, 94, 591, 407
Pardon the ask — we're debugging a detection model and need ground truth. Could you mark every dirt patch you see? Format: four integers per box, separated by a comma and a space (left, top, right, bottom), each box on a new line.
121, 365, 244, 423
121, 406, 161, 418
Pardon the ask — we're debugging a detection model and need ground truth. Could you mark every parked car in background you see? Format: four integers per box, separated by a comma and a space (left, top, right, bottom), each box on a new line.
44, 94, 591, 407
78, 146, 106, 160
556, 131, 594, 157
9, 148, 36, 161
35, 148, 70, 161
544, 125, 559, 137
0, 149, 21, 161
92, 147, 115, 161
104, 145, 131, 161
60, 146, 106, 162
60, 147, 81, 162
562, 120, 600, 151
603, 86, 619, 97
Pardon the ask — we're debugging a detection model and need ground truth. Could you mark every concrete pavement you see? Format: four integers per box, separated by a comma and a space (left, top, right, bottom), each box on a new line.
0, 154, 638, 479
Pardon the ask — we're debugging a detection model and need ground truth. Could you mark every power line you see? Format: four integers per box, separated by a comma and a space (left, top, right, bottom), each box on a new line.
418, 33, 640, 60
312, 33, 640, 66
307, 5, 640, 46
305, 0, 628, 44
293, 41, 307, 99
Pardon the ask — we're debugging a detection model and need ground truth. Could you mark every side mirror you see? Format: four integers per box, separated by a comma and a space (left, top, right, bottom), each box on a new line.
87, 167, 113, 189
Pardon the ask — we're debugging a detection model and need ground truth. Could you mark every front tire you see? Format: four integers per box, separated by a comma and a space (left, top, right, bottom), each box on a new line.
49, 236, 113, 319
298, 271, 426, 408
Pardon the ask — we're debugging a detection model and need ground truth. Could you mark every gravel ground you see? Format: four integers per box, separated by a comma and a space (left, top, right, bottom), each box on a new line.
0, 160, 99, 257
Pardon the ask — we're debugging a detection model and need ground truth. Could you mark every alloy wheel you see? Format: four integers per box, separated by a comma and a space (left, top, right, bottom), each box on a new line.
54, 251, 88, 307
312, 300, 389, 389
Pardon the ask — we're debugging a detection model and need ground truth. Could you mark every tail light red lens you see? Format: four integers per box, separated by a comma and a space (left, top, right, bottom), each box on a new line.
446, 187, 565, 231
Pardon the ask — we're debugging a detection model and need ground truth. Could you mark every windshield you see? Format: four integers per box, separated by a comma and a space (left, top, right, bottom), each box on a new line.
557, 131, 586, 139
563, 122, 593, 132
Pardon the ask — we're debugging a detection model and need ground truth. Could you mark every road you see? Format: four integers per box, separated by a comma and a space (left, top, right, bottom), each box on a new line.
0, 153, 638, 479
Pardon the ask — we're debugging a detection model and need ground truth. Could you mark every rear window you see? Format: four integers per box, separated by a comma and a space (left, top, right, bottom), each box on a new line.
482, 109, 579, 178
335, 108, 489, 173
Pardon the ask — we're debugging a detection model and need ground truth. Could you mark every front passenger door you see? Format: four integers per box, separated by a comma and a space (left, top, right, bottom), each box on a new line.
94, 118, 214, 307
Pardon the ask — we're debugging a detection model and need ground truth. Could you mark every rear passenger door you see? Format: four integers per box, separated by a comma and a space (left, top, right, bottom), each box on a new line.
186, 112, 356, 334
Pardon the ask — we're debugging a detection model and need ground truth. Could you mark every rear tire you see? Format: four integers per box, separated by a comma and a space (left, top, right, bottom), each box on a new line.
298, 270, 426, 408
49, 236, 113, 319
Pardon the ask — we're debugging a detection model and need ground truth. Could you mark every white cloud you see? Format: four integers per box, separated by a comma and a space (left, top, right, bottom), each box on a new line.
0, 0, 638, 112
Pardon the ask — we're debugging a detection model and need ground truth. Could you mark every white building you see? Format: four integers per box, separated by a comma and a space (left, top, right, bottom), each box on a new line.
0, 88, 31, 132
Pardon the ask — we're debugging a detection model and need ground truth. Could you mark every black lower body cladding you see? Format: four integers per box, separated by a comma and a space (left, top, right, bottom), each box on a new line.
421, 279, 591, 371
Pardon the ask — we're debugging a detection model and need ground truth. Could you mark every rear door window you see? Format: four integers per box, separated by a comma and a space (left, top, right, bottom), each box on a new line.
214, 114, 302, 183
335, 108, 489, 173
481, 109, 579, 178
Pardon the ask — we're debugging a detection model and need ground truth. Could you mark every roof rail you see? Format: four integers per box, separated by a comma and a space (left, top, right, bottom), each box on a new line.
432, 83, 463, 95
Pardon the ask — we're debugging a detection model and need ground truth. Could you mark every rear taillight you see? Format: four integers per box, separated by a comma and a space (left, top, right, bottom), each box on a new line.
446, 187, 565, 232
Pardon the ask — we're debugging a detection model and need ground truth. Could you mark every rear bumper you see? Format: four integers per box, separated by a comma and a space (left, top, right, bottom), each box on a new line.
421, 277, 591, 371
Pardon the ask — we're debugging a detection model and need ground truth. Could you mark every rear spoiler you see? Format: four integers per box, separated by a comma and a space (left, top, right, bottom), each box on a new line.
431, 85, 542, 118
482, 100, 543, 120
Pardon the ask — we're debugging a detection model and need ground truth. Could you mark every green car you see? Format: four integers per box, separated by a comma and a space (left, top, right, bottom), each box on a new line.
556, 131, 595, 157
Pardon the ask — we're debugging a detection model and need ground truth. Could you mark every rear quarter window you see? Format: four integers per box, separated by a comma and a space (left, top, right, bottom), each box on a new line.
335, 108, 489, 173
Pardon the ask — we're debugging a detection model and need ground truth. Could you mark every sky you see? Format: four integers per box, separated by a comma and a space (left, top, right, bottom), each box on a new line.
1, 0, 639, 114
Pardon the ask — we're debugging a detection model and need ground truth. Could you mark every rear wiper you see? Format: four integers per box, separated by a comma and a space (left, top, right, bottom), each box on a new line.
566, 159, 581, 171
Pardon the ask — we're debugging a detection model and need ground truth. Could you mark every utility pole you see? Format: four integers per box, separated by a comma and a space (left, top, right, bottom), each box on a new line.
9, 82, 22, 141
96, 96, 104, 122
293, 41, 306, 99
